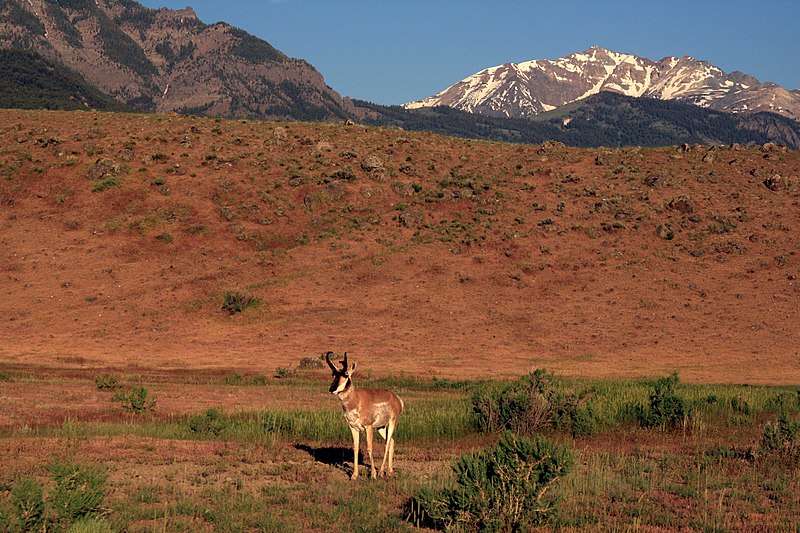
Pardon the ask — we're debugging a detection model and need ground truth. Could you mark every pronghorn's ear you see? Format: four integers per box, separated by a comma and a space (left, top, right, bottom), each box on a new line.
347, 361, 357, 375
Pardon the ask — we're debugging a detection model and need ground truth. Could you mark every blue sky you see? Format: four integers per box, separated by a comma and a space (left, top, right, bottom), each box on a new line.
139, 0, 800, 105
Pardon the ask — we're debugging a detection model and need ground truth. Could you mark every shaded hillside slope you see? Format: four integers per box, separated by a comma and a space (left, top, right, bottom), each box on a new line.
0, 49, 131, 112
355, 93, 800, 149
0, 0, 349, 120
0, 109, 798, 383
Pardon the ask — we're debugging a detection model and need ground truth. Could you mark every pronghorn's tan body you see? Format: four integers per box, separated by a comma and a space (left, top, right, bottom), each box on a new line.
326, 352, 403, 479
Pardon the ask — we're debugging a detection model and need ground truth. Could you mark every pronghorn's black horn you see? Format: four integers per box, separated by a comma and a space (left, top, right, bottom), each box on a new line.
325, 351, 338, 372
342, 351, 348, 371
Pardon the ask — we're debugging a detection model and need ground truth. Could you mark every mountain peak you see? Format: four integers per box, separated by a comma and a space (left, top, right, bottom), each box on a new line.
0, 0, 349, 120
406, 48, 800, 121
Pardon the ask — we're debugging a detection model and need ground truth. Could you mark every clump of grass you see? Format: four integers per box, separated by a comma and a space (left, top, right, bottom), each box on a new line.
94, 374, 120, 390
155, 232, 173, 244
224, 373, 244, 385
221, 291, 260, 314
91, 176, 119, 192
274, 367, 295, 379
635, 372, 689, 429
761, 411, 800, 464
10, 476, 45, 531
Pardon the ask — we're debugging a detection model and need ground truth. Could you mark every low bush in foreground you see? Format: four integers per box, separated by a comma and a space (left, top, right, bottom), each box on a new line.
7, 459, 109, 531
761, 410, 800, 465
410, 431, 573, 531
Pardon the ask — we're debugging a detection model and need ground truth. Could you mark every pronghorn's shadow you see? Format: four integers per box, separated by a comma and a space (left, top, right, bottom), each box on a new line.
294, 444, 364, 472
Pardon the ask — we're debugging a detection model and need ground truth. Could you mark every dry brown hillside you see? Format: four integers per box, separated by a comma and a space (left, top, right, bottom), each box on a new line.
1, 108, 798, 384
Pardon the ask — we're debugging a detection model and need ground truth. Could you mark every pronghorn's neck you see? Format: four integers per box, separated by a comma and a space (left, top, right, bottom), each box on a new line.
335, 379, 358, 408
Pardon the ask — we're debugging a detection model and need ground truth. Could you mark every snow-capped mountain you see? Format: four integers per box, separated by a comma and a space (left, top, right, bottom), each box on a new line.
405, 46, 800, 121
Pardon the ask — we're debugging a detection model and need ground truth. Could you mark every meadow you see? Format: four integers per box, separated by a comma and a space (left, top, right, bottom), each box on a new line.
1, 109, 799, 531
1, 367, 799, 531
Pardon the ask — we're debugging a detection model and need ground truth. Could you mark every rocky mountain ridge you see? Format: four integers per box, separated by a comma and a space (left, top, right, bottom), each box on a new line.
405, 46, 800, 122
0, 0, 351, 120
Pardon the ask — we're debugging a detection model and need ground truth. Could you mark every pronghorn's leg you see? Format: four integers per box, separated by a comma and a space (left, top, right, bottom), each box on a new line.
387, 435, 396, 475
365, 425, 377, 478
378, 419, 396, 477
350, 426, 360, 480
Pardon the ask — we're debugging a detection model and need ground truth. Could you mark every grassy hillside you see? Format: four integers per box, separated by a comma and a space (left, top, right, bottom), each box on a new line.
0, 108, 798, 384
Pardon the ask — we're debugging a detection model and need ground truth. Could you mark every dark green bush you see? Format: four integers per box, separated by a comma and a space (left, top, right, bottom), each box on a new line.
410, 432, 573, 531
471, 369, 596, 437
187, 408, 227, 436
48, 459, 108, 524
11, 476, 45, 531
638, 372, 688, 429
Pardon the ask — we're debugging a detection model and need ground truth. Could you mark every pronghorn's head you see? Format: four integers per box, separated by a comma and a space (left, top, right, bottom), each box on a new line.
326, 351, 357, 394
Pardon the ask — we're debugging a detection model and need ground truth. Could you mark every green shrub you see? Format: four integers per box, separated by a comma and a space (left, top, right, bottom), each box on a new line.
112, 386, 156, 414
11, 476, 45, 531
93, 374, 119, 390
410, 432, 573, 531
761, 411, 800, 463
638, 372, 688, 429
49, 459, 108, 524
221, 291, 260, 314
471, 369, 596, 437
187, 408, 227, 436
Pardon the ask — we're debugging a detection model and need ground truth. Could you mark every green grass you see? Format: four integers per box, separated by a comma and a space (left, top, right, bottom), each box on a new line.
2, 372, 800, 531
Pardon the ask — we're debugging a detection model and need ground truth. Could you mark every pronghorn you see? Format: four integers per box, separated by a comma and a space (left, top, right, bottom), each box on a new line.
325, 351, 403, 480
